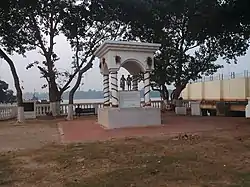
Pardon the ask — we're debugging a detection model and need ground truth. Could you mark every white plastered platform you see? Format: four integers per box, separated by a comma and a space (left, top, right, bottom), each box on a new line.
98, 107, 161, 129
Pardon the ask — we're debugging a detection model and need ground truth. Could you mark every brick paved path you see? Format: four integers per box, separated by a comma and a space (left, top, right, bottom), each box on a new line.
58, 115, 249, 143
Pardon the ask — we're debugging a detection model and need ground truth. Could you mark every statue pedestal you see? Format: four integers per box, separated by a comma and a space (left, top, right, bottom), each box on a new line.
98, 107, 161, 129
98, 90, 161, 129
119, 91, 141, 108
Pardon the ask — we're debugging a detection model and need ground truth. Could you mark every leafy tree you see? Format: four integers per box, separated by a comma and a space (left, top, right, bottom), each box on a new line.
1, 0, 79, 117
114, 0, 250, 101
62, 1, 128, 120
214, 0, 250, 33
21, 0, 77, 116
0, 0, 38, 121
0, 80, 9, 103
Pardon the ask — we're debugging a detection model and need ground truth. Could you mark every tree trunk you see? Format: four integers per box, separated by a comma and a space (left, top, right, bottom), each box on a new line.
67, 72, 83, 120
49, 86, 58, 117
56, 92, 62, 116
172, 84, 186, 100
66, 60, 93, 120
160, 84, 169, 111
51, 86, 61, 116
171, 84, 187, 108
0, 48, 24, 122
45, 55, 60, 117
48, 80, 61, 117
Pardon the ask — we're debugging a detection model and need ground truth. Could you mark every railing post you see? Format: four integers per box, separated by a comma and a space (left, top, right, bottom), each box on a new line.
0, 106, 17, 121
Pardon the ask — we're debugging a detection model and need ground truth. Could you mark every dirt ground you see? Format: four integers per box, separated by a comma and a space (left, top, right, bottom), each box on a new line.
0, 114, 250, 186
0, 119, 60, 152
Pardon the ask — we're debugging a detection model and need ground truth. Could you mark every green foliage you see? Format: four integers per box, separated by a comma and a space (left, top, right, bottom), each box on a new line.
22, 0, 76, 96
61, 1, 129, 103
0, 0, 38, 55
61, 0, 127, 75
0, 80, 16, 104
1, 0, 250, 102
21, 0, 129, 102
113, 0, 250, 99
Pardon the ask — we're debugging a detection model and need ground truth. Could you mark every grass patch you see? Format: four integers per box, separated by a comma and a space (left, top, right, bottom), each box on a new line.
0, 153, 14, 186
1, 128, 250, 187
233, 172, 250, 187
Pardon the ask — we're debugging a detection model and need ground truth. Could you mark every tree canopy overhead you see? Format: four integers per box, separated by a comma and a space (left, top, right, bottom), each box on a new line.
61, 0, 128, 119
105, 0, 250, 100
1, 0, 250, 109
0, 0, 37, 117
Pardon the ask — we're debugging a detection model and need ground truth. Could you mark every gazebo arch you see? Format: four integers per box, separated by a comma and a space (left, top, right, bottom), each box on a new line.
120, 58, 145, 75
94, 40, 161, 107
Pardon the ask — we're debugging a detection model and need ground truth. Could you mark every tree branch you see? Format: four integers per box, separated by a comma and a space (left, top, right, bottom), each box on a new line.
185, 42, 199, 52
48, 8, 55, 56
0, 48, 23, 106
29, 13, 48, 55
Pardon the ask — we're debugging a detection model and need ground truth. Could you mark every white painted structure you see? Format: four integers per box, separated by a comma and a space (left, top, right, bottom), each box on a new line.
175, 107, 187, 115
0, 100, 162, 121
0, 105, 17, 121
119, 91, 141, 108
174, 100, 187, 115
94, 41, 161, 129
246, 98, 250, 118
190, 101, 201, 116
98, 107, 161, 129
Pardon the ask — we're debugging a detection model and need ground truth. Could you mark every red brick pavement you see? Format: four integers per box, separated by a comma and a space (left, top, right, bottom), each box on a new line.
58, 115, 250, 143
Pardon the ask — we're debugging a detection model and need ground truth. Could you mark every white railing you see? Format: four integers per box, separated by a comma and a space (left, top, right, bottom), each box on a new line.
36, 102, 105, 116
0, 100, 162, 120
151, 100, 161, 108
0, 106, 17, 121
36, 100, 161, 116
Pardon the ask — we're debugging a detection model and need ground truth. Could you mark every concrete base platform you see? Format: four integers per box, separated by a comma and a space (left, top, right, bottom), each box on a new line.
190, 102, 201, 116
98, 107, 161, 129
175, 107, 187, 115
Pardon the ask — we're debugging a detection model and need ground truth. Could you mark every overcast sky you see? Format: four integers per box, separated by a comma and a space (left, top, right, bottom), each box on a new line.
0, 35, 250, 93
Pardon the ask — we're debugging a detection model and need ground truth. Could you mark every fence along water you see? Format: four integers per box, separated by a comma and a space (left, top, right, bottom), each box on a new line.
0, 100, 162, 120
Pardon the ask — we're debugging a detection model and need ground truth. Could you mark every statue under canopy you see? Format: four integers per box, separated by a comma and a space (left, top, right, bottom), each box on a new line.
120, 75, 126, 91
126, 75, 132, 91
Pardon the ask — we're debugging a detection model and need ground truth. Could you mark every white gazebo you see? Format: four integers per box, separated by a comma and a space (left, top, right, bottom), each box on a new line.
94, 41, 161, 129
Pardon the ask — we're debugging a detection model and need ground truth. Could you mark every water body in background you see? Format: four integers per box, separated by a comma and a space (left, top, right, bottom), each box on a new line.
61, 97, 161, 104
0, 97, 161, 106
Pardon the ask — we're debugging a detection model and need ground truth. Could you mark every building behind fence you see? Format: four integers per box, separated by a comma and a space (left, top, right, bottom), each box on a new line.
182, 70, 250, 101
190, 70, 250, 83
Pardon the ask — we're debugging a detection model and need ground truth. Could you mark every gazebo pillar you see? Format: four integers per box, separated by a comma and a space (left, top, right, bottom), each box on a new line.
103, 73, 110, 107
110, 70, 119, 107
132, 75, 138, 91
144, 71, 151, 106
